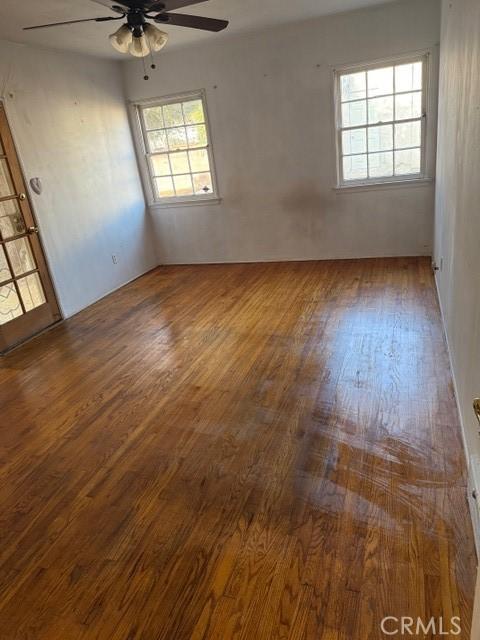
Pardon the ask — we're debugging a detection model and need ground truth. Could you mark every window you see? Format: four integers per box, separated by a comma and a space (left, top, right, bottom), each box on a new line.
335, 55, 429, 187
136, 91, 218, 205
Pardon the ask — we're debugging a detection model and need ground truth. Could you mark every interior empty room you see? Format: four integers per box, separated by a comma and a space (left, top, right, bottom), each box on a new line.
0, 0, 480, 638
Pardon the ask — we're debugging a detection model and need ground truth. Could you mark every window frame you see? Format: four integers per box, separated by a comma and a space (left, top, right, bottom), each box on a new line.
132, 90, 220, 207
334, 52, 431, 189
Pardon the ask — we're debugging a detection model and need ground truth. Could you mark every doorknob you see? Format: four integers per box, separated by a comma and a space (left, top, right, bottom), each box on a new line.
27, 226, 39, 235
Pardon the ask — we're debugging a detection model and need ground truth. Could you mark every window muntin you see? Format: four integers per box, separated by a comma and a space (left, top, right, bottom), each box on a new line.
336, 57, 427, 186
137, 92, 218, 203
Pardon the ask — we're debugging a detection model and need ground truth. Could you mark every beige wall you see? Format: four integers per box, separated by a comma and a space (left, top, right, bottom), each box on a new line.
0, 40, 156, 318
434, 0, 480, 554
124, 0, 440, 265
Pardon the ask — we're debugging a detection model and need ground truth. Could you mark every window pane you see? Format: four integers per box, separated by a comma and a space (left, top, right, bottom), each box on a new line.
395, 121, 421, 149
341, 72, 366, 102
150, 154, 171, 177
147, 130, 168, 153
343, 155, 368, 181
0, 246, 11, 282
142, 97, 216, 201
17, 272, 46, 312
367, 66, 393, 97
183, 100, 205, 125
189, 149, 210, 173
368, 96, 394, 124
173, 174, 194, 197
186, 125, 208, 149
167, 127, 189, 151
0, 199, 25, 240
395, 148, 421, 175
341, 101, 367, 128
162, 103, 184, 127
395, 92, 422, 120
143, 107, 164, 130
342, 128, 367, 155
193, 172, 213, 195
169, 151, 190, 175
368, 125, 393, 152
369, 151, 393, 178
0, 283, 23, 325
6, 237, 36, 276
155, 176, 175, 198
0, 159, 15, 198
395, 62, 422, 93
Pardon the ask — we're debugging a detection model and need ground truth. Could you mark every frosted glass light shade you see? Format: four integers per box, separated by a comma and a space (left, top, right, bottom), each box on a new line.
143, 24, 169, 52
109, 24, 133, 54
128, 34, 150, 58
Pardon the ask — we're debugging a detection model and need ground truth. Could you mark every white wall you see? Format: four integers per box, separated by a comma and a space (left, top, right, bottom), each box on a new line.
434, 0, 480, 549
124, 0, 440, 265
0, 40, 157, 318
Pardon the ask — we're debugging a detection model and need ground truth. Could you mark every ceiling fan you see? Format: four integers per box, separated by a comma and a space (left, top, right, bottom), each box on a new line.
23, 0, 229, 62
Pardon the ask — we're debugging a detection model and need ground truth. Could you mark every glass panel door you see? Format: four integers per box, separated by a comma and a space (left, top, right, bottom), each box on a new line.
0, 223, 47, 326
0, 102, 60, 350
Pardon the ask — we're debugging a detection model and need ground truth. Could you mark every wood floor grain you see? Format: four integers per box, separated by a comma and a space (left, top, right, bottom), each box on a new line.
0, 257, 476, 639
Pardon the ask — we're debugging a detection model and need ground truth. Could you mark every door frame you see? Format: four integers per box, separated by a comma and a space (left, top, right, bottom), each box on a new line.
0, 98, 62, 350
473, 567, 480, 639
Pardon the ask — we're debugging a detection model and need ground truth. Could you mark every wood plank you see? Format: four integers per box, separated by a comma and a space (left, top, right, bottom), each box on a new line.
0, 257, 476, 639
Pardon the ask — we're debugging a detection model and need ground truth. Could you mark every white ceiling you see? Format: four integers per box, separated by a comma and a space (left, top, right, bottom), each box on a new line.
0, 0, 397, 59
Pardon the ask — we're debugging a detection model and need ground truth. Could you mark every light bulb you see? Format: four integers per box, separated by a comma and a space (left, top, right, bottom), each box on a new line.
143, 24, 169, 53
128, 34, 150, 58
109, 24, 133, 54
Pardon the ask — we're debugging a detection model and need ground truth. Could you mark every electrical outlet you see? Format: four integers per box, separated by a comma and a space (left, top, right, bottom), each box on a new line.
112, 254, 118, 265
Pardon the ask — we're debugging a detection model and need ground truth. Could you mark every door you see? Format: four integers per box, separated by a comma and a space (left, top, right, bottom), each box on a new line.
0, 102, 61, 352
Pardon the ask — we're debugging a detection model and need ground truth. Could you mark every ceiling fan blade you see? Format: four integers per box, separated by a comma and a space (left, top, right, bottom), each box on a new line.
90, 0, 140, 11
23, 16, 122, 30
91, 0, 208, 11
156, 13, 229, 32
150, 0, 208, 11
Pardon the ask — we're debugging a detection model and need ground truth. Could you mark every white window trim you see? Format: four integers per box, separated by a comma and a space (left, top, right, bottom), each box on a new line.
131, 89, 220, 208
333, 51, 432, 190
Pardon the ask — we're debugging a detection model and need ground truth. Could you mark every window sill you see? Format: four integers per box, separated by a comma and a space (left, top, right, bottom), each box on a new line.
149, 197, 222, 210
333, 177, 434, 193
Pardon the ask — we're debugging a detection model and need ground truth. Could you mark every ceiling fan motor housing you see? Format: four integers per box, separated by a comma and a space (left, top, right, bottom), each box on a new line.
125, 10, 147, 36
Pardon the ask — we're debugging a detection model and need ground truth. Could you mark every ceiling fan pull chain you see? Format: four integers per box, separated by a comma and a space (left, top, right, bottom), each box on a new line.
141, 50, 149, 80
149, 46, 157, 71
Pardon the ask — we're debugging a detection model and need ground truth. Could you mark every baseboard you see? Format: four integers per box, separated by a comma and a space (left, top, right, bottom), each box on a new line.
434, 270, 480, 559
158, 253, 432, 266
64, 263, 159, 320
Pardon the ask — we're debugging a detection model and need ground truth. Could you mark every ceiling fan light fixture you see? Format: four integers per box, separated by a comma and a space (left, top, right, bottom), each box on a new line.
128, 33, 151, 58
109, 24, 133, 54
143, 24, 169, 53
